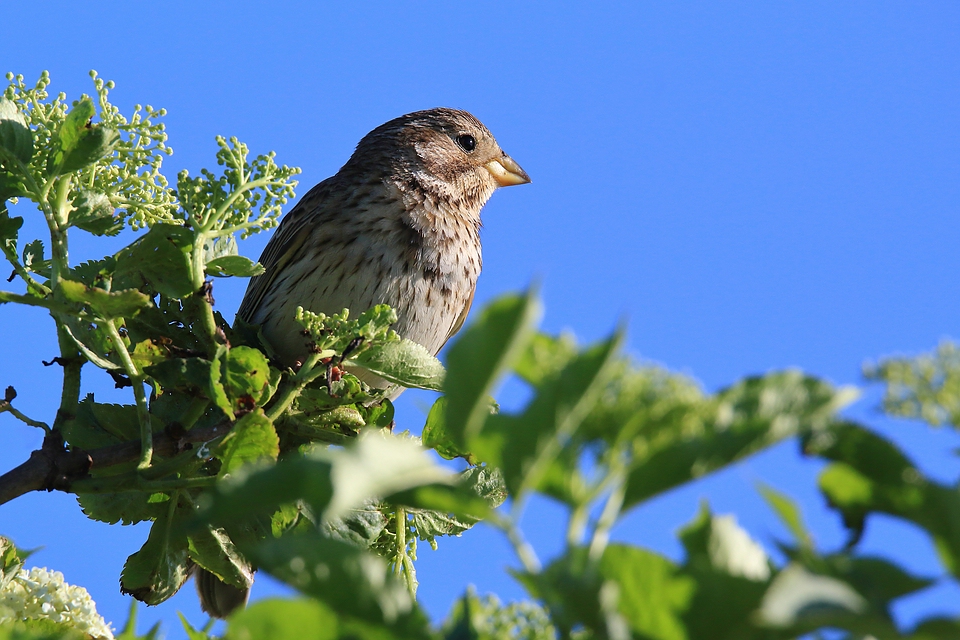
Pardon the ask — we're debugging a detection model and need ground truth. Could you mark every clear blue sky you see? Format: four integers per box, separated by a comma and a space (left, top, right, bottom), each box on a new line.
2, 2, 959, 636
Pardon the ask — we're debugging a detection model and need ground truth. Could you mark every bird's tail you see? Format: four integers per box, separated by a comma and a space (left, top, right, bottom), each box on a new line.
194, 567, 250, 619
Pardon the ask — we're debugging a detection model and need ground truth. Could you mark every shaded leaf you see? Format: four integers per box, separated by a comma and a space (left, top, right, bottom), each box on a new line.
472, 333, 621, 496
59, 279, 151, 319
214, 410, 279, 477
812, 422, 960, 577
444, 290, 541, 448
187, 526, 254, 591
71, 191, 123, 236
114, 224, 195, 298
422, 397, 475, 463
226, 598, 339, 640
0, 98, 33, 165
249, 531, 427, 634
120, 501, 191, 605
623, 371, 854, 509
78, 491, 167, 526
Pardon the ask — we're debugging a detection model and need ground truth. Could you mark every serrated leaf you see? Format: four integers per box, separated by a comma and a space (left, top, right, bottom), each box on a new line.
205, 255, 264, 278
21, 239, 43, 269
114, 224, 195, 298
144, 356, 233, 418
0, 209, 23, 254
322, 431, 456, 522
71, 191, 123, 236
59, 279, 151, 319
214, 410, 279, 477
199, 455, 335, 527
187, 526, 254, 591
0, 98, 34, 165
59, 98, 95, 153
78, 491, 166, 526
120, 502, 191, 605
349, 338, 445, 391
62, 395, 140, 449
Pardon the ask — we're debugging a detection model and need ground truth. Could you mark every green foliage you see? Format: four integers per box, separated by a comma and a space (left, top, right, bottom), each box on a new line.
4, 70, 960, 640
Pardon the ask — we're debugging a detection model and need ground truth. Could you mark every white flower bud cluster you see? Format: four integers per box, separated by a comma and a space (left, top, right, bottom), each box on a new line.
0, 566, 114, 639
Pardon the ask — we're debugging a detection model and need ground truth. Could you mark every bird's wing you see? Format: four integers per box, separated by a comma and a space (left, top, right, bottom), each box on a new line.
236, 178, 336, 322
440, 286, 475, 351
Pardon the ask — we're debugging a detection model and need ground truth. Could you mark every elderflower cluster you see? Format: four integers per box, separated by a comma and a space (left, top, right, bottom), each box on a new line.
0, 566, 114, 639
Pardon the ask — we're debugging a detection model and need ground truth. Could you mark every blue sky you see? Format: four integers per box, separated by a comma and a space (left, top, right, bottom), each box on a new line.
2, 2, 959, 636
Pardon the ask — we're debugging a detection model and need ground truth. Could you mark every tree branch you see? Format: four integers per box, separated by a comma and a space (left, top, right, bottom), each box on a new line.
0, 420, 234, 507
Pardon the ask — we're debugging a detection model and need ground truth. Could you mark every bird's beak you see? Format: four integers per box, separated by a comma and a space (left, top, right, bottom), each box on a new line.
485, 154, 531, 187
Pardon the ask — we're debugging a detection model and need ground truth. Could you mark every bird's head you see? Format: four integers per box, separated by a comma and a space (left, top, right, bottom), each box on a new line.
345, 108, 530, 213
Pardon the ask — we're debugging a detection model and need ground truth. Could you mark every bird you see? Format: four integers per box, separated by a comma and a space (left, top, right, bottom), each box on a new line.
197, 108, 530, 618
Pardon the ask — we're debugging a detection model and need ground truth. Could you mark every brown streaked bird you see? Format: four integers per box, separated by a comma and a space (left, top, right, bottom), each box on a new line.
197, 108, 529, 618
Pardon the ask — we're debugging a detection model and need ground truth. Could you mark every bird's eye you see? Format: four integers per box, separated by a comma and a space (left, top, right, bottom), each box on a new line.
456, 134, 476, 152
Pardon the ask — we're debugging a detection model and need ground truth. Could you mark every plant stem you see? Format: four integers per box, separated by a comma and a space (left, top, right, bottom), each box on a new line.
265, 353, 324, 422
0, 403, 50, 432
394, 506, 407, 580
104, 319, 153, 469
491, 512, 542, 574
586, 471, 627, 566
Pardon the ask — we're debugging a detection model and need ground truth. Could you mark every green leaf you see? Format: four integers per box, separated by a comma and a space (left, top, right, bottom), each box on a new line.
444, 290, 541, 448
62, 395, 140, 449
322, 503, 389, 549
472, 333, 621, 496
812, 422, 960, 577
214, 410, 279, 477
514, 331, 578, 387
59, 279, 151, 319
70, 191, 123, 236
120, 503, 191, 605
78, 491, 167, 526
320, 431, 456, 522
187, 526, 254, 591
55, 98, 120, 174
178, 613, 213, 640
21, 239, 47, 277
755, 563, 867, 628
0, 97, 34, 165
422, 397, 476, 463
623, 370, 854, 510
222, 346, 271, 408
757, 482, 813, 551
205, 255, 265, 278
0, 209, 23, 256
114, 224, 195, 298
350, 338, 445, 391
198, 455, 334, 527
144, 357, 233, 418
226, 598, 339, 640
600, 545, 695, 640
249, 530, 427, 634
59, 97, 96, 153
518, 545, 692, 639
